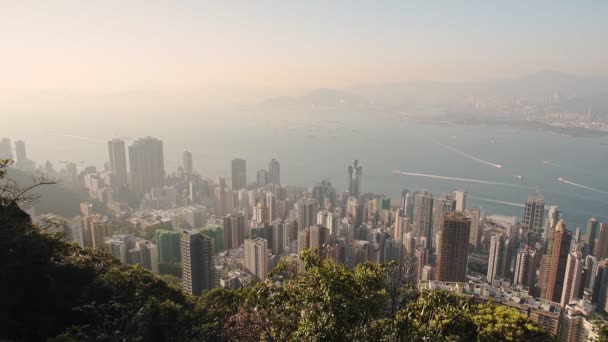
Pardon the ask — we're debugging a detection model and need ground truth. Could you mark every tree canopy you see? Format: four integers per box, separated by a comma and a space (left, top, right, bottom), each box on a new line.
0, 159, 560, 341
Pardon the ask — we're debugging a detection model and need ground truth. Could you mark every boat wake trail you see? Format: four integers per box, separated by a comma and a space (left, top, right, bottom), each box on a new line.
470, 196, 525, 208
431, 139, 503, 168
392, 170, 520, 188
558, 178, 608, 195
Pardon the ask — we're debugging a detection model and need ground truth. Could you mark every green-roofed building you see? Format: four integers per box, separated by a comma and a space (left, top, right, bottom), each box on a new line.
155, 229, 181, 263
201, 225, 224, 252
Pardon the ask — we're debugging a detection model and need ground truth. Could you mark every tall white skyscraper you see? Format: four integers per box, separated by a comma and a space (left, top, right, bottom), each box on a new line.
348, 160, 362, 197
400, 189, 414, 223
244, 238, 268, 281
454, 190, 467, 212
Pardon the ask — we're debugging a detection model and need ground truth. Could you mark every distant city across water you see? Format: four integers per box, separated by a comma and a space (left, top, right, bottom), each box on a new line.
9, 110, 608, 230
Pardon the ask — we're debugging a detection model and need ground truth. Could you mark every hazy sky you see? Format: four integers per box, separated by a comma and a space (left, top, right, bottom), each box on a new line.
2, 1, 608, 92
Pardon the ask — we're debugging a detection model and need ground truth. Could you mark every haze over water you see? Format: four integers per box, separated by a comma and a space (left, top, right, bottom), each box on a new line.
9, 109, 608, 229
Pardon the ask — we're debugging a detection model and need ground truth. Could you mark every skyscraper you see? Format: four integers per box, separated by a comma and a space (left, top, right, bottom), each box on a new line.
183, 150, 193, 174
295, 196, 318, 231
545, 220, 572, 303
272, 222, 287, 255
268, 158, 280, 185
256, 168, 267, 186
244, 238, 268, 281
561, 251, 584, 307
155, 229, 181, 263
400, 189, 414, 223
466, 209, 482, 250
584, 217, 599, 256
231, 158, 246, 190
413, 191, 433, 249
435, 212, 471, 282
348, 160, 362, 197
107, 139, 129, 187
14, 140, 26, 169
309, 225, 329, 251
522, 194, 545, 244
0, 138, 12, 159
313, 179, 337, 208
265, 191, 276, 222
513, 246, 538, 288
222, 213, 245, 250
181, 230, 215, 295
454, 190, 467, 212
597, 223, 608, 260
433, 195, 456, 234
539, 209, 561, 299
487, 234, 511, 283
128, 137, 165, 196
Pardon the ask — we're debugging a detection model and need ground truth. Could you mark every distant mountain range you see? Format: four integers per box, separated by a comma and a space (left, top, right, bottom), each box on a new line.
259, 70, 608, 119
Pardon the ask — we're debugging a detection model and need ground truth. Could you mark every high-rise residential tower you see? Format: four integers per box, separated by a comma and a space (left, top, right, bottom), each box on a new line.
348, 160, 362, 197
487, 234, 512, 283
433, 195, 456, 234
513, 246, 539, 288
268, 158, 280, 185
14, 140, 26, 169
256, 168, 268, 186
183, 151, 193, 174
128, 137, 165, 195
295, 196, 318, 231
584, 217, 599, 256
222, 213, 245, 250
155, 229, 181, 263
522, 194, 545, 244
400, 189, 414, 223
545, 220, 572, 303
561, 251, 584, 307
435, 212, 471, 282
108, 139, 129, 188
539, 209, 561, 299
181, 230, 215, 295
454, 190, 467, 212
244, 238, 268, 281
413, 191, 434, 249
231, 158, 247, 190
597, 223, 608, 260
0, 138, 12, 159
466, 209, 482, 250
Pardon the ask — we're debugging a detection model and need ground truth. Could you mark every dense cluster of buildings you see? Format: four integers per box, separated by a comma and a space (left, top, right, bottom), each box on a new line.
7, 135, 608, 341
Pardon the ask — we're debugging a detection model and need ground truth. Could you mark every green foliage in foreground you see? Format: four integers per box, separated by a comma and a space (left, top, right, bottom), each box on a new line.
0, 203, 555, 342
0, 160, 565, 341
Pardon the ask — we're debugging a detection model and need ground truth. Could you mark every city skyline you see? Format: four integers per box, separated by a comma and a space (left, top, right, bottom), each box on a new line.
4, 2, 608, 340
